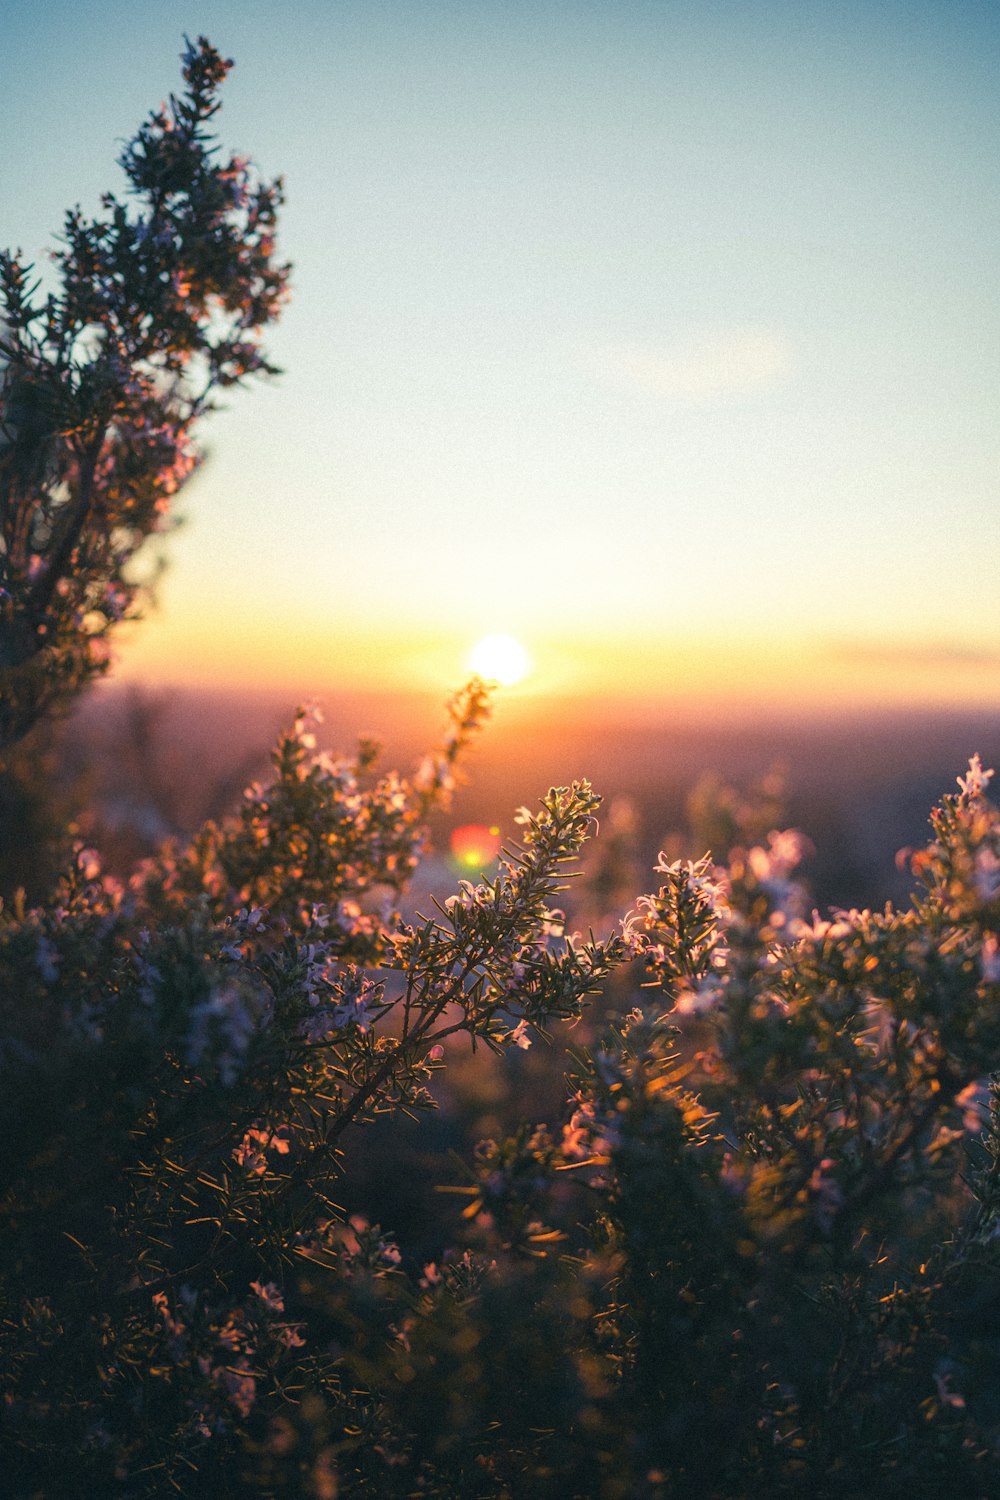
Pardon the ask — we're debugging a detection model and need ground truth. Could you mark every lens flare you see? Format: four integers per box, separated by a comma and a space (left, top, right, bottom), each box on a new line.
467, 633, 531, 686
449, 823, 502, 873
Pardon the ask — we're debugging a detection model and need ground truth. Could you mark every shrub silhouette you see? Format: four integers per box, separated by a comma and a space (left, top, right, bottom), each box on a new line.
3, 39, 1000, 1500
0, 36, 288, 746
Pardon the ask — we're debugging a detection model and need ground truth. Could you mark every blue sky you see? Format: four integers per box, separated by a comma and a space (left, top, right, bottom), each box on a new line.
4, 0, 999, 706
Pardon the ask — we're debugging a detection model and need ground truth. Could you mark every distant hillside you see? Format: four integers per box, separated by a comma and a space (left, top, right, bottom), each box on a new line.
73, 683, 1000, 912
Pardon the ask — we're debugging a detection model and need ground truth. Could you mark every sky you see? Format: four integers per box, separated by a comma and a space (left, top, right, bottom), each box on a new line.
4, 0, 1000, 713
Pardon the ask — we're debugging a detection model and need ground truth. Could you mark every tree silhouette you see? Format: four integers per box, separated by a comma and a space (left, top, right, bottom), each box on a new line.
0, 36, 289, 746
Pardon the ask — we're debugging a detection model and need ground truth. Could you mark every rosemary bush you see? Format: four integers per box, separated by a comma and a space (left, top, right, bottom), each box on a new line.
3, 38, 1000, 1500
4, 715, 1000, 1497
0, 37, 288, 746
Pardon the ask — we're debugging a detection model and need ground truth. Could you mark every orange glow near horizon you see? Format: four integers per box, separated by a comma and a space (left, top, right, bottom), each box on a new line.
113, 607, 1000, 723
18, 6, 1000, 744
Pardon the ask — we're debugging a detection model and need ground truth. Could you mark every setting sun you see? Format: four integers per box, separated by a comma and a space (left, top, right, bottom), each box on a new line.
466, 633, 531, 686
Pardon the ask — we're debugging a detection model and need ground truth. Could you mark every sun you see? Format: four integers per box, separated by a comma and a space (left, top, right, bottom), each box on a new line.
466, 633, 531, 686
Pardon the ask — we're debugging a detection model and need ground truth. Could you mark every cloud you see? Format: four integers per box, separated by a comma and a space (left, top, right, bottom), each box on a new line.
827, 642, 1000, 671
580, 327, 795, 402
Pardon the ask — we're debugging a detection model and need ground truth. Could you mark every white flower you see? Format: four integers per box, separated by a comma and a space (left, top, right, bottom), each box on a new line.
302, 969, 383, 1040
414, 753, 456, 794
655, 853, 730, 918
250, 1279, 285, 1314
233, 1125, 290, 1175
561, 1094, 619, 1162
619, 913, 646, 956
508, 1019, 532, 1050
562, 1103, 596, 1160
444, 880, 486, 914
673, 974, 726, 1017
791, 911, 854, 943
957, 754, 995, 799
224, 906, 269, 951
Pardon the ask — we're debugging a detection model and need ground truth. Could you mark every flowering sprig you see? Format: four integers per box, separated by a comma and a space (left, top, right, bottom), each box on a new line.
389, 781, 635, 1052
628, 851, 730, 1004
141, 680, 492, 960
633, 770, 1000, 1256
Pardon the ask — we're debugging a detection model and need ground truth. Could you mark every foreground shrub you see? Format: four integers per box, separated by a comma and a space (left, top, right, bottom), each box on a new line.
4, 34, 999, 1500
3, 710, 1000, 1497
